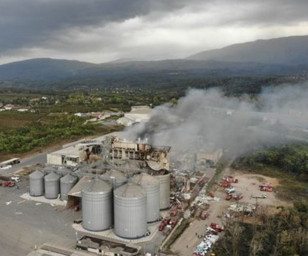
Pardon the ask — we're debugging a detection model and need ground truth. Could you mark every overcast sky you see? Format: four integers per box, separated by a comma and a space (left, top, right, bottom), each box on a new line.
0, 0, 307, 64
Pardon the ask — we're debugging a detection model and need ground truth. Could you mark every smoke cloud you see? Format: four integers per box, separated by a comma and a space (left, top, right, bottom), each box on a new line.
123, 82, 308, 160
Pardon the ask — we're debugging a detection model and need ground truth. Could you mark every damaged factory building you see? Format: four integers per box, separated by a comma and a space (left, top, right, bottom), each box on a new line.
109, 136, 170, 170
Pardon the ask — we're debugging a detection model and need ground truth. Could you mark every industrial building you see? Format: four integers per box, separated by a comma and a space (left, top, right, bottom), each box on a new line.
47, 141, 102, 166
117, 106, 151, 126
110, 136, 170, 170
27, 135, 172, 255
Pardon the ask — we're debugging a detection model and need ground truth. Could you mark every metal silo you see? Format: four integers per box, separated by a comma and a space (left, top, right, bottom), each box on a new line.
156, 172, 170, 209
100, 169, 127, 188
60, 173, 78, 201
132, 173, 160, 223
114, 182, 147, 239
44, 172, 60, 199
82, 178, 112, 231
29, 170, 45, 196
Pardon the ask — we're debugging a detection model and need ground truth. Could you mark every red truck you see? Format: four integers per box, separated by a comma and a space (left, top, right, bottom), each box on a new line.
169, 217, 178, 228
223, 176, 238, 183
159, 217, 170, 231
0, 181, 16, 187
210, 222, 225, 232
260, 183, 273, 192
220, 180, 231, 188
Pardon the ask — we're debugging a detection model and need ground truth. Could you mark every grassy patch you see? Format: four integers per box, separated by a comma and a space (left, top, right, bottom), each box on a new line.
162, 219, 190, 252
0, 111, 46, 129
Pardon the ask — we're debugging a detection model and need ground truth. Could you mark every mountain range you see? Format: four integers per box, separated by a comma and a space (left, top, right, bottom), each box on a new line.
0, 35, 307, 86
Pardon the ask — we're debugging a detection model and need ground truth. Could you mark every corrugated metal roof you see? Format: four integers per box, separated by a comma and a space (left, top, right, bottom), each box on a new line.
114, 182, 146, 198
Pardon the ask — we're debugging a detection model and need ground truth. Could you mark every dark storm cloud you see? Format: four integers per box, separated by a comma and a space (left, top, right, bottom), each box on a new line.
232, 0, 308, 26
0, 0, 307, 63
0, 0, 192, 51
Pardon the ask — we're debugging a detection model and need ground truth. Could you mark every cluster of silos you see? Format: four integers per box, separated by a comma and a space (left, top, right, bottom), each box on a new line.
29, 169, 78, 200
80, 170, 170, 239
82, 178, 112, 231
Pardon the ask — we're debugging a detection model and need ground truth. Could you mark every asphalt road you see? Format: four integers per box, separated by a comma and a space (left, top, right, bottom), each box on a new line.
1, 152, 47, 176
0, 179, 80, 256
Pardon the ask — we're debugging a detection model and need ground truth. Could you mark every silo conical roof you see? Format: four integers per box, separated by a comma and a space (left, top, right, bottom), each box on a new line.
60, 173, 77, 183
82, 178, 111, 194
114, 183, 146, 198
30, 170, 44, 179
132, 173, 159, 186
101, 169, 126, 180
44, 171, 60, 181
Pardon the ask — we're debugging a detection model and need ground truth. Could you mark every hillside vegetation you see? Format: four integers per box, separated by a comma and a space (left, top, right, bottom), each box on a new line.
0, 114, 122, 160
232, 144, 308, 201
213, 201, 308, 256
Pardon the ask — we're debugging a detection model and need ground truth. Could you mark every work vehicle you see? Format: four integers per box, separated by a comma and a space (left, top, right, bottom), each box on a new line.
0, 181, 16, 187
210, 223, 225, 232
222, 176, 238, 183
225, 186, 235, 193
11, 176, 20, 182
259, 183, 273, 192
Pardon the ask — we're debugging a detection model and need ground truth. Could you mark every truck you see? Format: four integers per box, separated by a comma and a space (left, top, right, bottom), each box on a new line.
223, 176, 238, 183
169, 217, 178, 228
0, 181, 16, 187
259, 183, 273, 192
210, 223, 225, 232
159, 217, 170, 231
11, 175, 21, 182
219, 181, 231, 188
225, 186, 235, 194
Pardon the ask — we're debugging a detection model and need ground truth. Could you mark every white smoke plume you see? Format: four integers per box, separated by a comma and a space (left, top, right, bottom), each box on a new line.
122, 82, 308, 159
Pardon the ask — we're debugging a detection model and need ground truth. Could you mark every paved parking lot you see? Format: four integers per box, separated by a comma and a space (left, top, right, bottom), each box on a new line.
0, 179, 79, 256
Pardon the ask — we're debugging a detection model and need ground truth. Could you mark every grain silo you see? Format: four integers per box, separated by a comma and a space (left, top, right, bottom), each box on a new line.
44, 172, 60, 199
29, 170, 45, 196
82, 178, 112, 231
100, 169, 127, 188
60, 173, 78, 201
114, 183, 147, 239
156, 172, 170, 209
132, 173, 160, 223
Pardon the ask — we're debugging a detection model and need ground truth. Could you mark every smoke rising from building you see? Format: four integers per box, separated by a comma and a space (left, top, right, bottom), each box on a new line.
123, 82, 308, 159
